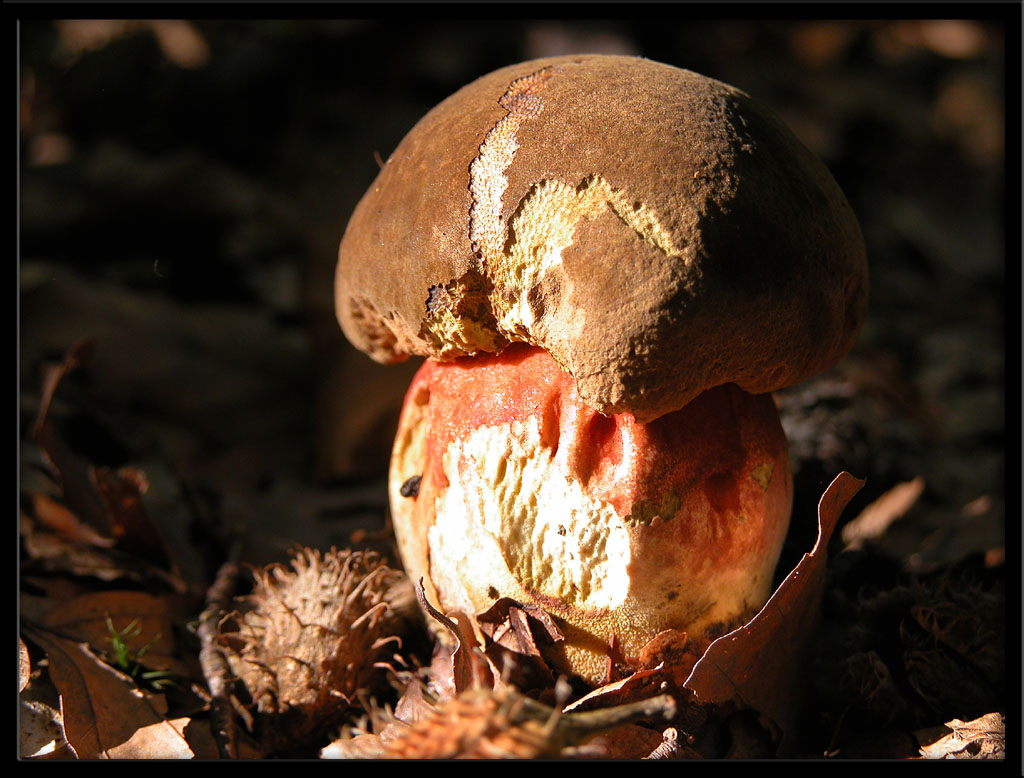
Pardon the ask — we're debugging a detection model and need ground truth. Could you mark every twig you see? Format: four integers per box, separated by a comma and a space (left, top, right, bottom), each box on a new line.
547, 693, 678, 737
197, 539, 244, 759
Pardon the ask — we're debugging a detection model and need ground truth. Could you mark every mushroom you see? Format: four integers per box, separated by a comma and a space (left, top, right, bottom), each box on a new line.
335, 55, 867, 687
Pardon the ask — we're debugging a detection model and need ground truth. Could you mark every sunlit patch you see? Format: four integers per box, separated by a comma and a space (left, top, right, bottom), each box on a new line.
428, 415, 632, 612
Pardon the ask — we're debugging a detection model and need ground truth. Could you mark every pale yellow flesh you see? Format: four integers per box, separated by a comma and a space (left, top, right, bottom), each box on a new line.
429, 415, 633, 616
391, 405, 791, 685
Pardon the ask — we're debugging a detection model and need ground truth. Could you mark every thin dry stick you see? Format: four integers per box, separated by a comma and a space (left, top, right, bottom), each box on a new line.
197, 540, 244, 759
548, 693, 678, 738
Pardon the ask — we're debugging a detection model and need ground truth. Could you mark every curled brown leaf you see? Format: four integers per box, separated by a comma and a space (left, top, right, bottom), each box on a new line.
684, 472, 865, 751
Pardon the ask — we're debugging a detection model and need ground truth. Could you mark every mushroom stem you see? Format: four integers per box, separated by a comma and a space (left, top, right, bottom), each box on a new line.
389, 344, 792, 684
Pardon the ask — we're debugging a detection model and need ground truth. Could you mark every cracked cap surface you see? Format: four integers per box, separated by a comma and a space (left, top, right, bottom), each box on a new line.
335, 54, 868, 422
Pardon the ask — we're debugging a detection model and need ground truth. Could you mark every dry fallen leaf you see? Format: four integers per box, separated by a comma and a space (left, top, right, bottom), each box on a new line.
24, 340, 187, 591
476, 597, 564, 691
89, 465, 176, 572
841, 476, 925, 550
25, 491, 115, 548
40, 590, 187, 676
30, 340, 111, 535
683, 472, 865, 752
20, 698, 73, 759
19, 635, 75, 759
564, 664, 678, 715
416, 580, 495, 698
20, 636, 31, 693
918, 712, 1005, 759
23, 626, 195, 759
41, 591, 175, 652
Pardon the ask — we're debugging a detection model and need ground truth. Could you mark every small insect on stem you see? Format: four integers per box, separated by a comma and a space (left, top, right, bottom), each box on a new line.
647, 727, 688, 759
400, 475, 422, 498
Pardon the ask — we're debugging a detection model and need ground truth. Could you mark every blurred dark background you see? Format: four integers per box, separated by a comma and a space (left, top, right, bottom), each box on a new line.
19, 17, 1008, 568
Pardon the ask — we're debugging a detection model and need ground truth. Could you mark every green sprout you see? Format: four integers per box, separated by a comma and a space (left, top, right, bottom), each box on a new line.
105, 615, 178, 692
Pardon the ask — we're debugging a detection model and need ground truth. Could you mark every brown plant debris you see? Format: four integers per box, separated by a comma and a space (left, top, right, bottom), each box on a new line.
682, 472, 865, 751
198, 540, 245, 758
216, 547, 417, 754
324, 684, 677, 759
22, 625, 200, 759
917, 712, 1004, 759
476, 597, 565, 692
841, 476, 925, 551
814, 548, 1005, 757
22, 338, 187, 592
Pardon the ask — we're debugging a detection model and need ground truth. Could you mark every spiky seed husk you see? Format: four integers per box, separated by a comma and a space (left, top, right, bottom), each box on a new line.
335, 688, 565, 759
392, 690, 558, 758
327, 686, 678, 759
219, 547, 415, 752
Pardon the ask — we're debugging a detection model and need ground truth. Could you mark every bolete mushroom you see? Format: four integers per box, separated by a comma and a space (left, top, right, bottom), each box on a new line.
335, 55, 867, 687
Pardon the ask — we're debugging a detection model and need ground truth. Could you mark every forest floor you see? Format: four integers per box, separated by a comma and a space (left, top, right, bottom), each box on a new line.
19, 18, 1010, 760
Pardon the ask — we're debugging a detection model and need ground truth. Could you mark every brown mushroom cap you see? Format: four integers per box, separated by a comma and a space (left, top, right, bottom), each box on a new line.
336, 54, 867, 423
